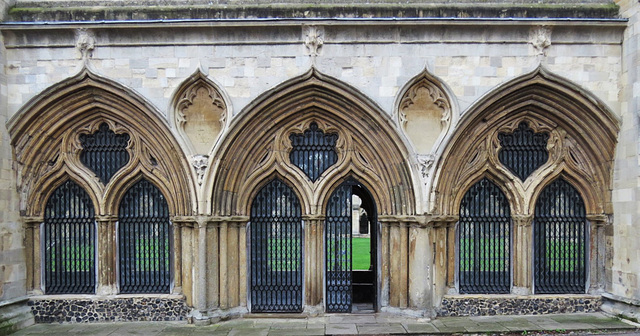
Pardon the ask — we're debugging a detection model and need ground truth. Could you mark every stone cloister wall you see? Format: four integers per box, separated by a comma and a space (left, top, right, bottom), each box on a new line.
0, 6, 636, 325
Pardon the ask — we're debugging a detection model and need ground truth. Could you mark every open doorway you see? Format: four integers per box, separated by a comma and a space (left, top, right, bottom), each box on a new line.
325, 179, 377, 313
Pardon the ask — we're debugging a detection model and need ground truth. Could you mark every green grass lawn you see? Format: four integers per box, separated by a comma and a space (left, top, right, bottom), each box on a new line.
352, 237, 371, 270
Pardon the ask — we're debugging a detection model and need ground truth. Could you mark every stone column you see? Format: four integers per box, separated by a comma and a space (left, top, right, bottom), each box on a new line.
303, 215, 324, 307
175, 219, 195, 306
430, 216, 457, 306
380, 216, 409, 308
513, 214, 533, 295
588, 214, 610, 293
23, 217, 42, 294
218, 217, 248, 309
196, 217, 208, 313
206, 221, 219, 309
408, 219, 432, 311
96, 215, 117, 295
380, 221, 390, 307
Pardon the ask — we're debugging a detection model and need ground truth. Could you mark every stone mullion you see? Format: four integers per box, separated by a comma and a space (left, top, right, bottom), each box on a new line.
303, 215, 324, 307
513, 215, 533, 294
96, 215, 117, 295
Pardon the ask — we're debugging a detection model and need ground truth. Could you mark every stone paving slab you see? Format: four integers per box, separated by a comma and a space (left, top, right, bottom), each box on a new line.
10, 312, 639, 335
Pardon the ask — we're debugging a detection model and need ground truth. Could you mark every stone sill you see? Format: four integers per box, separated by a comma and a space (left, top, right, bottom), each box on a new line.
29, 293, 185, 301
603, 292, 640, 307
0, 296, 29, 308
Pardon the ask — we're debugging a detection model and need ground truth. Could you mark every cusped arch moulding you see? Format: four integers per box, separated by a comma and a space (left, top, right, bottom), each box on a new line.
431, 66, 619, 218
169, 68, 231, 157
8, 66, 196, 218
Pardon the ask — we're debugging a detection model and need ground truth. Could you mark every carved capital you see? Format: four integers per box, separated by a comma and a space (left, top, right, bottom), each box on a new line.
513, 214, 534, 227
587, 214, 611, 227
23, 217, 43, 227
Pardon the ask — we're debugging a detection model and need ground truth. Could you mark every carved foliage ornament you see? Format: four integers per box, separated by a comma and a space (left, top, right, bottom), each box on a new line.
303, 25, 324, 57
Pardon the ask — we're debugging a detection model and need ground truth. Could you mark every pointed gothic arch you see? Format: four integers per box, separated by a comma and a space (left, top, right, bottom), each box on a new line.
8, 67, 195, 217
207, 68, 418, 217
432, 66, 619, 217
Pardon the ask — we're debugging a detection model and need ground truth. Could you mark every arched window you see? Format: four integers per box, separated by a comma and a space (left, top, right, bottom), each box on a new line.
534, 178, 587, 294
250, 178, 303, 313
44, 180, 96, 294
458, 178, 511, 294
118, 178, 171, 294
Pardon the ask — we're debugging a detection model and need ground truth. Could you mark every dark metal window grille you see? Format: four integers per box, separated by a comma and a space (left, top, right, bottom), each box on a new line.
250, 178, 303, 313
326, 181, 353, 313
498, 121, 549, 180
80, 123, 130, 184
534, 178, 587, 294
44, 180, 96, 294
458, 178, 511, 294
289, 122, 338, 182
118, 178, 171, 294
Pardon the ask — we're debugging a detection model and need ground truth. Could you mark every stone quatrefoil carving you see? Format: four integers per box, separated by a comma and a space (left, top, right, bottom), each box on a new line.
497, 121, 550, 181
289, 122, 338, 182
79, 123, 131, 184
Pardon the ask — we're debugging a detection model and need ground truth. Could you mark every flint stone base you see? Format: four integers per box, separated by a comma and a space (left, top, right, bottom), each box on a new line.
28, 296, 191, 323
438, 295, 602, 316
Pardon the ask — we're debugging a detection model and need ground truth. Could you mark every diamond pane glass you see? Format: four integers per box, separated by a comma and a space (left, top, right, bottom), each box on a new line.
44, 180, 96, 294
289, 122, 338, 182
80, 123, 130, 184
326, 181, 353, 313
458, 178, 511, 294
118, 179, 171, 294
534, 178, 587, 294
250, 178, 303, 313
498, 121, 549, 180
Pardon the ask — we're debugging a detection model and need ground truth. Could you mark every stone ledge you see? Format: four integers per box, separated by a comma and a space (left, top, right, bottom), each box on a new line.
28, 296, 192, 323
6, 3, 620, 22
438, 294, 602, 316
0, 299, 34, 336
